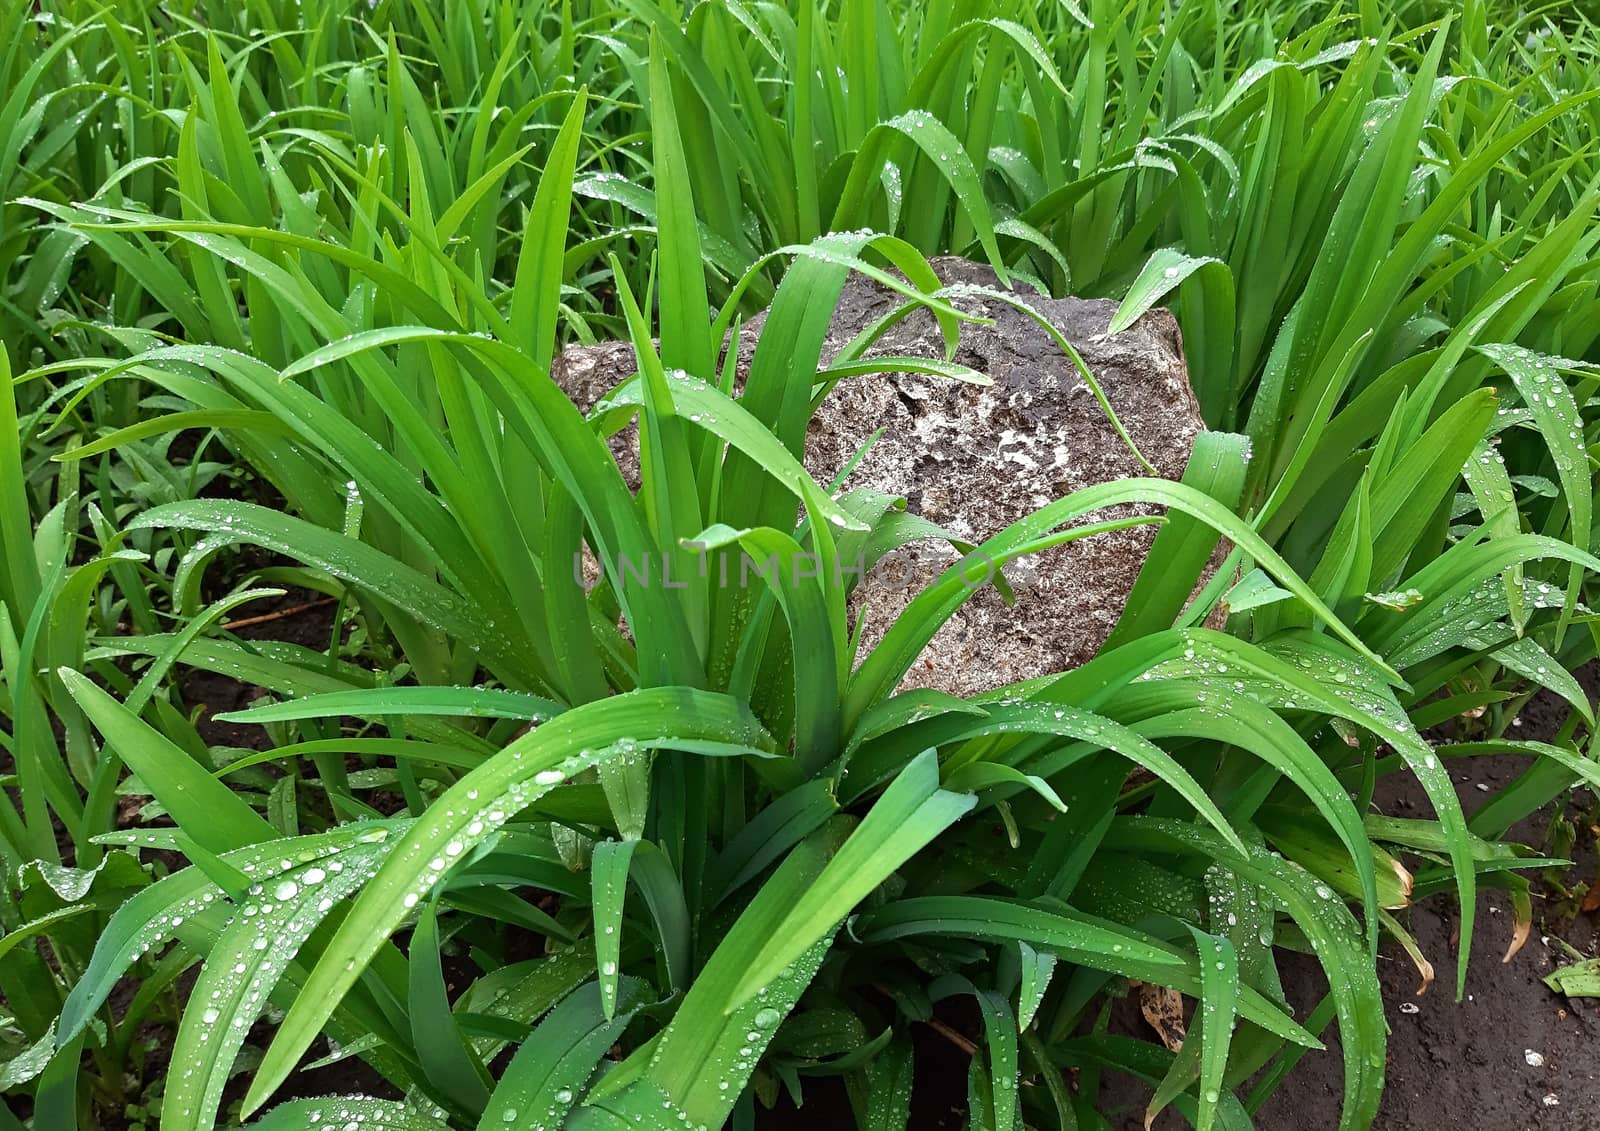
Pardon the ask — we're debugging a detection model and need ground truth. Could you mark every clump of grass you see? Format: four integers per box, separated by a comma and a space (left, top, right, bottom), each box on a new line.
2, 3, 1598, 1129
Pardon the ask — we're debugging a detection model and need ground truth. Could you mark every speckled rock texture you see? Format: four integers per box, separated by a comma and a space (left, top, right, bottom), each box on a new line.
552, 257, 1210, 696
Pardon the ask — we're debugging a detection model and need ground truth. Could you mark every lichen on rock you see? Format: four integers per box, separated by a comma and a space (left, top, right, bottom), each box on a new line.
553, 256, 1211, 696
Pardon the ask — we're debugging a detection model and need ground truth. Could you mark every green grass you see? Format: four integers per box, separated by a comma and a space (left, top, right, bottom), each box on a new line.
2, 1, 1599, 1129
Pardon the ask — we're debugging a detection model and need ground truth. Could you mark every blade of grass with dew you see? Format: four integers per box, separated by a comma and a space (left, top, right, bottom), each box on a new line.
242, 690, 774, 1114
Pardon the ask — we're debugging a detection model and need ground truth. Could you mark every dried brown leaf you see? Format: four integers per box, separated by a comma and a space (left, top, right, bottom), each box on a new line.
1139, 982, 1186, 1052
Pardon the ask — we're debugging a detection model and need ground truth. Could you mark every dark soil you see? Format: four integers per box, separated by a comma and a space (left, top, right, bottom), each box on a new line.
181, 587, 339, 752
1105, 672, 1600, 1131
1253, 682, 1600, 1131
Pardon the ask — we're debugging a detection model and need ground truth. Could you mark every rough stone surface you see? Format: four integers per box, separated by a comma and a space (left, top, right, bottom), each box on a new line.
552, 257, 1210, 696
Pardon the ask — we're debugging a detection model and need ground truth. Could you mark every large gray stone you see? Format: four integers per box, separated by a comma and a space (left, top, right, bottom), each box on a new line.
552, 257, 1209, 697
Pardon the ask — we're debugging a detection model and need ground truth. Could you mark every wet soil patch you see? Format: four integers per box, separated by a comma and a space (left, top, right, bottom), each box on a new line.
1251, 677, 1600, 1131
1108, 671, 1600, 1131
180, 586, 340, 752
